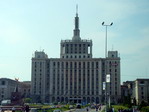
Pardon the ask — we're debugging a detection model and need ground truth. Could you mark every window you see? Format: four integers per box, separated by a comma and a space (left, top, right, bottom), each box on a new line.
96, 62, 98, 68
34, 91, 36, 94
115, 78, 117, 81
1, 81, 5, 85
115, 86, 117, 90
87, 62, 90, 68
141, 87, 144, 90
115, 91, 117, 95
115, 73, 117, 77
96, 91, 99, 95
66, 62, 68, 68
140, 81, 144, 85
79, 62, 81, 68
92, 91, 94, 95
83, 62, 85, 68
115, 69, 117, 72
83, 50, 86, 53
1, 91, 4, 94
92, 62, 94, 68
40, 62, 42, 67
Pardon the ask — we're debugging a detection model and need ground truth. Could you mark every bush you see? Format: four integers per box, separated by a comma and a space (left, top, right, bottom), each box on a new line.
141, 106, 149, 112
138, 101, 148, 110
24, 98, 32, 103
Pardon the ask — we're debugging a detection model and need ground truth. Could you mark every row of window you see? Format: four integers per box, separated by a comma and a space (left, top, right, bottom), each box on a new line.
33, 61, 119, 68
65, 47, 87, 54
62, 55, 91, 58
33, 61, 108, 69
62, 43, 91, 47
52, 61, 100, 68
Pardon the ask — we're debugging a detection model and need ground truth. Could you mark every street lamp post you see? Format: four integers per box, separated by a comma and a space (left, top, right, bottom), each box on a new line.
102, 22, 113, 112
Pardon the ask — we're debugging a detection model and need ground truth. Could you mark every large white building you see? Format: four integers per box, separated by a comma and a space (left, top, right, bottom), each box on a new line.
31, 11, 121, 104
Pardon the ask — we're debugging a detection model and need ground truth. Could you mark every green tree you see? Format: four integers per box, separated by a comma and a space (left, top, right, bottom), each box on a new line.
24, 98, 32, 103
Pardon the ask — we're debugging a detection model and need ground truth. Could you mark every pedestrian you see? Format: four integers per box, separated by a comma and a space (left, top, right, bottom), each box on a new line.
95, 106, 98, 112
0, 107, 2, 112
25, 105, 30, 112
86, 107, 89, 112
12, 107, 16, 112
21, 105, 25, 112
111, 108, 114, 112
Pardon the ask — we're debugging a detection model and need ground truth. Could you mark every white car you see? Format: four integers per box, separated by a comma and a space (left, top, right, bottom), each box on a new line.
1, 100, 11, 106
53, 109, 61, 112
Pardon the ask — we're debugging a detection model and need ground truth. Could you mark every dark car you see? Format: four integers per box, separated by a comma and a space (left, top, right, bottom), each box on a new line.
76, 104, 81, 109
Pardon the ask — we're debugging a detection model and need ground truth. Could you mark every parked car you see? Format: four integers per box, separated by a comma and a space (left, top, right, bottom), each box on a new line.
69, 105, 74, 109
90, 105, 96, 109
76, 103, 82, 109
51, 105, 56, 108
1, 100, 11, 106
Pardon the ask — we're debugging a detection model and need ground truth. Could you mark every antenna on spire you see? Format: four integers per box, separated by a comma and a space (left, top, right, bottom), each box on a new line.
76, 4, 78, 16
112, 45, 114, 51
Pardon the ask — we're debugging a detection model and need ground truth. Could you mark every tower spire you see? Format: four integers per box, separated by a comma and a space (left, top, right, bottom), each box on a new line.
72, 5, 81, 41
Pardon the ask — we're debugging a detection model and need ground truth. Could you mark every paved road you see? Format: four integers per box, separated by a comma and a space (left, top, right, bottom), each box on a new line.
3, 106, 105, 112
2, 110, 20, 112
65, 106, 105, 112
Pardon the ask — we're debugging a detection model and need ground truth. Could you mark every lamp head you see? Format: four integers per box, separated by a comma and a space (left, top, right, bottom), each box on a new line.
102, 22, 104, 25
110, 22, 113, 26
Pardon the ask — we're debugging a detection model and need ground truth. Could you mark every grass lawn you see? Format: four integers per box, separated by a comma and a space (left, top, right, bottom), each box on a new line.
26, 104, 70, 112
112, 105, 129, 112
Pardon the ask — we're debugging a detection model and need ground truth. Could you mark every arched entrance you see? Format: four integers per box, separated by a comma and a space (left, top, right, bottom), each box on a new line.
87, 97, 90, 103
96, 97, 99, 104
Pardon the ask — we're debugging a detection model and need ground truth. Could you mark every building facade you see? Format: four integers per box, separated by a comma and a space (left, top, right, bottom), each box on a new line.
0, 78, 31, 102
122, 79, 149, 105
134, 79, 149, 104
31, 11, 121, 104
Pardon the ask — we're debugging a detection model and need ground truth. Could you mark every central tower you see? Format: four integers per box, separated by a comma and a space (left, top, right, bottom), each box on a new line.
60, 7, 92, 59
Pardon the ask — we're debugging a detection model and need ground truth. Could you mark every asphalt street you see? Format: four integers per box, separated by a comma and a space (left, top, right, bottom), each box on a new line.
3, 106, 105, 112
65, 106, 105, 112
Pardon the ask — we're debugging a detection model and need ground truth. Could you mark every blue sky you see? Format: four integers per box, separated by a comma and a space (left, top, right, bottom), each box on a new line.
0, 0, 149, 83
